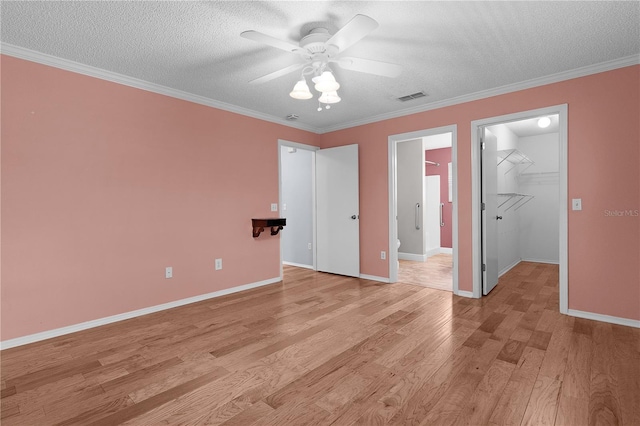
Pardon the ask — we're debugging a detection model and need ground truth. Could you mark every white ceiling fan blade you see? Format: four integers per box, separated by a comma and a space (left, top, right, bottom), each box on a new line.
249, 63, 304, 84
241, 30, 300, 53
326, 15, 378, 52
334, 57, 402, 78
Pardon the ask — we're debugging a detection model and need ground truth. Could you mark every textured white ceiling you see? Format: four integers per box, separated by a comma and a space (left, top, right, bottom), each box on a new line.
2, 1, 639, 133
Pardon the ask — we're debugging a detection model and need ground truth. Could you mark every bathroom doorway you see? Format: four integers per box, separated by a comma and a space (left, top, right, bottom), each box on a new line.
389, 126, 457, 293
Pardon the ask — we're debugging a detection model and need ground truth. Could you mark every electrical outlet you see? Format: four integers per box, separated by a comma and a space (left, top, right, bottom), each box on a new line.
271, 203, 278, 212
381, 251, 386, 260
308, 243, 312, 250
165, 267, 172, 279
215, 258, 222, 270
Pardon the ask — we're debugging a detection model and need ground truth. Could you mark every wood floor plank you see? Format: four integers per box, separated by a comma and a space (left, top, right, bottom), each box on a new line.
588, 321, 623, 426
219, 400, 274, 426
417, 338, 504, 425
386, 345, 477, 425
487, 346, 546, 425
349, 326, 474, 425
520, 375, 561, 426
2, 262, 638, 426
452, 359, 515, 426
90, 367, 232, 425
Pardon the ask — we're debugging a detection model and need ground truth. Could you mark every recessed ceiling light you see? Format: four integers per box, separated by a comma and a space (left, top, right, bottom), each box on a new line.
538, 117, 551, 128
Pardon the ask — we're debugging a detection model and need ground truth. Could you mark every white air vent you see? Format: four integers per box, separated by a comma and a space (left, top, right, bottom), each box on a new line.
397, 91, 427, 102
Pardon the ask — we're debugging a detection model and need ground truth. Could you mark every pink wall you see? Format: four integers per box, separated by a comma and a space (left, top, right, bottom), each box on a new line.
425, 148, 452, 248
320, 65, 640, 321
2, 55, 638, 343
1, 55, 319, 341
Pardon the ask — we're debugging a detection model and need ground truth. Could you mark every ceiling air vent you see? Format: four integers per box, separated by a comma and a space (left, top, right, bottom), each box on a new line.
286, 114, 299, 121
397, 91, 427, 102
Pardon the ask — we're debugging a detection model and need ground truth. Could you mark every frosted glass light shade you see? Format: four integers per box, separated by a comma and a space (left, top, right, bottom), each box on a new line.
312, 71, 340, 92
289, 79, 312, 99
537, 117, 551, 128
318, 90, 341, 104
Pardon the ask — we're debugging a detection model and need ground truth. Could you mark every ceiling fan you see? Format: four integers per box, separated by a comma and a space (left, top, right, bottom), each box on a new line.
240, 14, 402, 106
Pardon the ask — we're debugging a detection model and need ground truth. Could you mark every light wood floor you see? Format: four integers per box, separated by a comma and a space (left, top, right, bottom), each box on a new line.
398, 254, 453, 291
2, 262, 639, 425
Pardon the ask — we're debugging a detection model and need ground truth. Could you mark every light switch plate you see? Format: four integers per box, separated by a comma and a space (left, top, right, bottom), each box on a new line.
271, 203, 278, 212
572, 198, 582, 211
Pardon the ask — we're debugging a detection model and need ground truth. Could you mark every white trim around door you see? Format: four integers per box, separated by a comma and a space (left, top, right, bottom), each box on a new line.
470, 105, 568, 314
388, 125, 459, 295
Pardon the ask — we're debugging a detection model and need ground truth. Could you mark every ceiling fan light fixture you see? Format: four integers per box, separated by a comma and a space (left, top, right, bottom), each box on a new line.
318, 90, 341, 104
537, 116, 551, 128
313, 71, 340, 93
289, 78, 313, 100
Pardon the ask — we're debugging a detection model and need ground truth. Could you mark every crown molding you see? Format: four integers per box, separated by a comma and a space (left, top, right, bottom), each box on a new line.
319, 55, 640, 134
0, 43, 321, 134
2, 43, 637, 135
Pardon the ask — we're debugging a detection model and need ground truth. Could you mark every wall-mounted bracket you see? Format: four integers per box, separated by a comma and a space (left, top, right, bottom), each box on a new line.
252, 218, 286, 238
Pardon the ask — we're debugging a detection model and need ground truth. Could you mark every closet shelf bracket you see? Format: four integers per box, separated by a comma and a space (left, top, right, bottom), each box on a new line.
497, 149, 534, 174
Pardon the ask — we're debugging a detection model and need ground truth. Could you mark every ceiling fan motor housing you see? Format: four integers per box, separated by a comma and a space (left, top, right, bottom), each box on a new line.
300, 28, 331, 53
241, 14, 402, 84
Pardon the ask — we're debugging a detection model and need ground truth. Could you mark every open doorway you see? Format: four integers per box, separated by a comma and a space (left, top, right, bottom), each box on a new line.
278, 140, 361, 280
389, 125, 458, 293
471, 105, 568, 313
278, 140, 319, 279
279, 144, 315, 270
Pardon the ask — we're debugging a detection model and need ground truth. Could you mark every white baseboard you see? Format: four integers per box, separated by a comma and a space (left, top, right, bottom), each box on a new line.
283, 261, 314, 270
456, 290, 475, 298
567, 309, 640, 329
398, 252, 427, 262
399, 249, 451, 261
0, 277, 282, 350
425, 247, 440, 258
499, 259, 522, 277
360, 274, 391, 283
521, 258, 560, 265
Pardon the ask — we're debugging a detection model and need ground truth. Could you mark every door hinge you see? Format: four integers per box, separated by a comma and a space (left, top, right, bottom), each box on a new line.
481, 202, 486, 210
481, 141, 486, 150
482, 263, 486, 272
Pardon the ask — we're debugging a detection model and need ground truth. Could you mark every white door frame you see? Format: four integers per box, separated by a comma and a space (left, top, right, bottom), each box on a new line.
470, 105, 568, 314
388, 125, 459, 294
277, 139, 320, 280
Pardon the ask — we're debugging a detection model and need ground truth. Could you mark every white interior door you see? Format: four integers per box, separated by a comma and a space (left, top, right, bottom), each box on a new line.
482, 128, 499, 295
424, 175, 441, 256
316, 144, 360, 277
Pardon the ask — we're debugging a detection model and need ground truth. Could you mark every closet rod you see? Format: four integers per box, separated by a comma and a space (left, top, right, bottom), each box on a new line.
425, 160, 440, 166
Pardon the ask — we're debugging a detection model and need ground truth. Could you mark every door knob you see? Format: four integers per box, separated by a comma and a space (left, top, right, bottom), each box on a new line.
351, 215, 358, 220
496, 216, 503, 220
